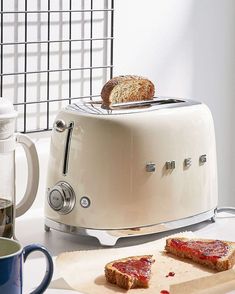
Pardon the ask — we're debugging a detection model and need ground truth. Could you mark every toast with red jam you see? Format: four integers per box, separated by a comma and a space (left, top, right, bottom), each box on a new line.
105, 255, 155, 289
165, 237, 235, 271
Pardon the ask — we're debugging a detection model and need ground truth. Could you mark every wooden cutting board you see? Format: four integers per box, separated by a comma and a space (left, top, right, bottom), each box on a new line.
55, 232, 218, 294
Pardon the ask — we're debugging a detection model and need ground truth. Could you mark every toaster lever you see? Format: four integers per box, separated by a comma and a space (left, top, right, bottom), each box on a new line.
54, 119, 73, 132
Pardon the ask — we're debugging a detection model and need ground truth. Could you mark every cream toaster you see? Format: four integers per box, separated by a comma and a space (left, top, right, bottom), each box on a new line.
44, 97, 218, 245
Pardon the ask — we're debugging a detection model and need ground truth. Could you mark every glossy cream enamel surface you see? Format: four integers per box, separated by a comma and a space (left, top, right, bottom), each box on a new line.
45, 103, 218, 229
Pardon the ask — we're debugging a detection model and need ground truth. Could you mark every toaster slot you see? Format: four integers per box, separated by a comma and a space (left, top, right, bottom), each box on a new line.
66, 97, 200, 115
85, 97, 184, 109
109, 98, 184, 109
63, 122, 74, 176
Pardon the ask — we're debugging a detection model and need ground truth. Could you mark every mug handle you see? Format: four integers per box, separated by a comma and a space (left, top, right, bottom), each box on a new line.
15, 134, 39, 217
23, 244, 54, 294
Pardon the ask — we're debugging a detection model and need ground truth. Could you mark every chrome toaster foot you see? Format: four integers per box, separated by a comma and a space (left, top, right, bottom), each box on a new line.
45, 209, 216, 246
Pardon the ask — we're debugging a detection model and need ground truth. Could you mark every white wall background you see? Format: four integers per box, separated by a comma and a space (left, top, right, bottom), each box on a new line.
16, 0, 235, 210
114, 0, 235, 206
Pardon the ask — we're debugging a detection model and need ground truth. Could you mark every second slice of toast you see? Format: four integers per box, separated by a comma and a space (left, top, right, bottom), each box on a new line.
165, 237, 235, 271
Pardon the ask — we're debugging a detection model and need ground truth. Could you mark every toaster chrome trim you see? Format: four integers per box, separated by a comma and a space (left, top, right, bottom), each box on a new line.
45, 208, 216, 246
65, 97, 201, 115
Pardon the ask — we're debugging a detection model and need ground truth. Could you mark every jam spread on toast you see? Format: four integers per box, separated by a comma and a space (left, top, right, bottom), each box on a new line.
170, 239, 229, 261
112, 257, 154, 283
166, 271, 175, 277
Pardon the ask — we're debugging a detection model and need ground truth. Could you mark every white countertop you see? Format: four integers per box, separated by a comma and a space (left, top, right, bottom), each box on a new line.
15, 209, 235, 293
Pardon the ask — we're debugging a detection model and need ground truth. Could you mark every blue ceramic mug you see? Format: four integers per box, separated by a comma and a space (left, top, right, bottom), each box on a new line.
0, 237, 54, 293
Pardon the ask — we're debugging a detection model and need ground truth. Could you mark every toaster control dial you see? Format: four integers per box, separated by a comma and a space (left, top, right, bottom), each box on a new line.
48, 182, 75, 214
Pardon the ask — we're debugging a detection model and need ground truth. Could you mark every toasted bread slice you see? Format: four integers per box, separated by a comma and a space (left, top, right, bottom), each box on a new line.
101, 75, 155, 106
165, 237, 235, 271
105, 255, 154, 290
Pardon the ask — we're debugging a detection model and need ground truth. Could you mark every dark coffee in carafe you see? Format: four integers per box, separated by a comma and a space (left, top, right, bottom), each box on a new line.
0, 198, 13, 238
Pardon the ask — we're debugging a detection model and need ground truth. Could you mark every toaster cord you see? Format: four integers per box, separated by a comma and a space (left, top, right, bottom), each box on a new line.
217, 207, 235, 214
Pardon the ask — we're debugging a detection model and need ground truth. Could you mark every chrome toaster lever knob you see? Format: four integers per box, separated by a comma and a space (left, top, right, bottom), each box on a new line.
54, 119, 70, 132
48, 182, 76, 214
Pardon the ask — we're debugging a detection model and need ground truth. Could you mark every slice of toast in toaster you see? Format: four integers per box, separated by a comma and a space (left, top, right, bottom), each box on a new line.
101, 75, 155, 105
165, 237, 235, 271
105, 255, 155, 290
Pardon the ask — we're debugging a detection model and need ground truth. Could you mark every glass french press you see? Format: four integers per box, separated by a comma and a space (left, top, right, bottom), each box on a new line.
0, 98, 39, 238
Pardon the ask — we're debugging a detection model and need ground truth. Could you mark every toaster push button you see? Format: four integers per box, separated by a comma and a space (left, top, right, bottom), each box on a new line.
80, 196, 91, 208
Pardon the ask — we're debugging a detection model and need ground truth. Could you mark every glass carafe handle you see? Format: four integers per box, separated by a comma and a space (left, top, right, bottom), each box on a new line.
15, 134, 39, 217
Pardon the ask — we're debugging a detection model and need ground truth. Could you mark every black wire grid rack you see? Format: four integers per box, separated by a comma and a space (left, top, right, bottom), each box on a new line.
0, 0, 114, 133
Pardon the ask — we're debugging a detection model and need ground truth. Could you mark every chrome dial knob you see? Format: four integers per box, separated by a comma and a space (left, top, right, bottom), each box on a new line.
48, 182, 75, 214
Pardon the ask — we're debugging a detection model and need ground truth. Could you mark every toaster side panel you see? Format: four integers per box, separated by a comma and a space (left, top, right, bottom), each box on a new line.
45, 103, 218, 229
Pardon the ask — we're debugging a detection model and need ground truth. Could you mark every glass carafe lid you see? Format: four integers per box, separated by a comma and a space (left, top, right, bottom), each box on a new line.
0, 98, 17, 139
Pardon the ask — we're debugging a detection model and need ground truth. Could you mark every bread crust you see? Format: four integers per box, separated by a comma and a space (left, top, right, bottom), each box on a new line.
105, 255, 154, 290
165, 237, 235, 271
101, 75, 155, 105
